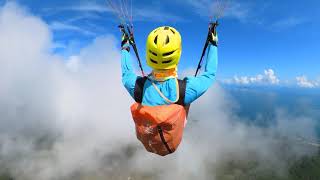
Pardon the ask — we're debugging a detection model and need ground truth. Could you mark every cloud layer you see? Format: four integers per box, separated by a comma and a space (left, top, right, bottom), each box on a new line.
224, 69, 280, 85
0, 2, 135, 179
224, 69, 319, 88
296, 76, 319, 88
0, 2, 319, 180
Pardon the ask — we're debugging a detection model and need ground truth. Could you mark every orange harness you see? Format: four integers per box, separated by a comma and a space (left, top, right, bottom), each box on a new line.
130, 77, 188, 156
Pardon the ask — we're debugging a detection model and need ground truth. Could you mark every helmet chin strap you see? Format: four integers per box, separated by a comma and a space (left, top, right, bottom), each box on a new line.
151, 68, 178, 82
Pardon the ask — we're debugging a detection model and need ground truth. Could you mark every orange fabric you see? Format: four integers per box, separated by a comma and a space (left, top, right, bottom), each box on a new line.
131, 103, 187, 156
151, 68, 177, 81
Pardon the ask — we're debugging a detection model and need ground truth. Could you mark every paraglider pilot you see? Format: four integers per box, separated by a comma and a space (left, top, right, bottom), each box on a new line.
120, 26, 218, 156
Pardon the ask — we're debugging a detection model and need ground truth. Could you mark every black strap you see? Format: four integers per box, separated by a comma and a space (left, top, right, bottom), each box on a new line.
176, 79, 186, 106
157, 126, 173, 153
134, 77, 148, 103
134, 77, 187, 106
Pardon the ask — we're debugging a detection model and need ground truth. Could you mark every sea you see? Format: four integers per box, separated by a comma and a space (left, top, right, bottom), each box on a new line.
224, 85, 320, 138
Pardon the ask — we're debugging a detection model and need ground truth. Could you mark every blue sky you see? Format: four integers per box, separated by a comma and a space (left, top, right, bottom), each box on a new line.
1, 0, 319, 84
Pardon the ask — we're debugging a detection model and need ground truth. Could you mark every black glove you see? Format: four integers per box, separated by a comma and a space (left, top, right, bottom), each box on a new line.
119, 25, 130, 52
121, 32, 129, 45
208, 23, 218, 46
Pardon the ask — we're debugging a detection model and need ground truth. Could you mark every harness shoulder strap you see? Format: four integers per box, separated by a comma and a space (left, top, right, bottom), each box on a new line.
134, 77, 186, 106
176, 79, 186, 106
134, 77, 148, 103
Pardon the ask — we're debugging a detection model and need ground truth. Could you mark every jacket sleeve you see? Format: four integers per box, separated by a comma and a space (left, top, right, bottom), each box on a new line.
184, 44, 218, 105
121, 49, 138, 98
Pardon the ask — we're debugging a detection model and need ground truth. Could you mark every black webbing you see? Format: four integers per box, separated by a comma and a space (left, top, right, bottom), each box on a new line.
134, 77, 148, 103
176, 79, 186, 106
157, 126, 173, 154
134, 77, 186, 106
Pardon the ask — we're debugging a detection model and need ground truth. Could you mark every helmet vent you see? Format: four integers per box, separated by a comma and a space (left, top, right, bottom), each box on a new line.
154, 35, 158, 44
150, 59, 158, 64
165, 36, 170, 45
170, 29, 176, 34
149, 50, 157, 56
164, 27, 170, 30
163, 50, 175, 56
162, 60, 172, 64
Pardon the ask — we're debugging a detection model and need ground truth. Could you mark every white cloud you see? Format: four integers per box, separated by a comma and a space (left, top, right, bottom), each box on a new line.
44, 1, 184, 23
264, 69, 280, 84
224, 71, 320, 89
44, 2, 111, 14
224, 69, 280, 85
223, 1, 251, 22
271, 17, 306, 30
65, 13, 103, 23
67, 3, 110, 13
179, 0, 306, 32
134, 7, 186, 22
66, 55, 81, 72
50, 21, 96, 36
0, 2, 132, 179
296, 76, 319, 88
180, 0, 251, 22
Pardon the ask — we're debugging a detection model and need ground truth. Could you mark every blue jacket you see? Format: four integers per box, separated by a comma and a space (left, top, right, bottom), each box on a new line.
121, 44, 218, 106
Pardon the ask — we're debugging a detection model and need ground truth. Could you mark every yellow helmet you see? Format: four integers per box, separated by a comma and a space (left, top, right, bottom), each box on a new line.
146, 26, 182, 70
